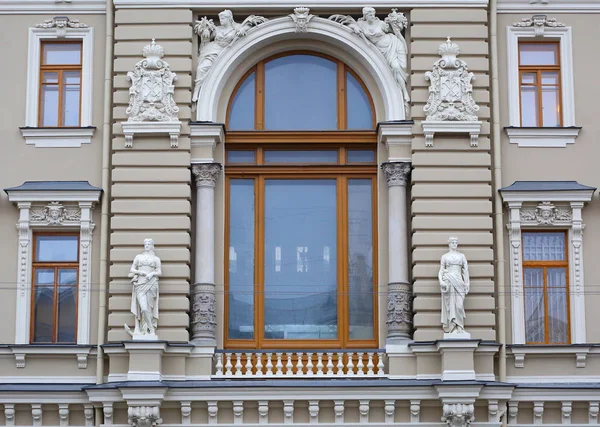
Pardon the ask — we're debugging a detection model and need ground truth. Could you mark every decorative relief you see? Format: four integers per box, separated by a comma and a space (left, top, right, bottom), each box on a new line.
290, 7, 313, 33
386, 282, 412, 338
520, 201, 572, 224
128, 406, 162, 427
192, 163, 222, 188
424, 38, 479, 123
329, 8, 410, 115
192, 10, 268, 104
191, 283, 217, 341
381, 162, 411, 187
4, 404, 15, 427
514, 14, 564, 37
30, 202, 81, 225
36, 16, 88, 38
442, 403, 474, 427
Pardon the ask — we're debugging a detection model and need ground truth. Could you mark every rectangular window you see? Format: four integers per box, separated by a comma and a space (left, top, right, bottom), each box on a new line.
39, 41, 82, 127
522, 231, 570, 344
31, 234, 79, 343
518, 42, 562, 127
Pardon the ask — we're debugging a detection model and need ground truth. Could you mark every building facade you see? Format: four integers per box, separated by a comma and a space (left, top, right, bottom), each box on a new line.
0, 0, 599, 426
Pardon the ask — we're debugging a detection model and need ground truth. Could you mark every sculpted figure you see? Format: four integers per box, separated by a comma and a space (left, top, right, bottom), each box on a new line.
330, 8, 410, 114
439, 237, 470, 336
192, 10, 268, 103
125, 239, 162, 338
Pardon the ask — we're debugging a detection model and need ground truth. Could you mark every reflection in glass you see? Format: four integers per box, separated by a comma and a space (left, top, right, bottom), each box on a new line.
227, 150, 256, 164
43, 43, 82, 65
41, 85, 59, 127
228, 180, 255, 339
542, 86, 560, 127
62, 83, 81, 126
524, 268, 544, 343
33, 268, 55, 343
263, 150, 338, 164
347, 149, 375, 163
346, 71, 373, 129
519, 43, 559, 66
264, 179, 337, 339
36, 235, 79, 262
348, 179, 374, 339
265, 55, 337, 130
57, 269, 77, 342
520, 86, 538, 126
229, 72, 256, 130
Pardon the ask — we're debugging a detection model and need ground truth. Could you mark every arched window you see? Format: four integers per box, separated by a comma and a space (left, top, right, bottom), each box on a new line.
225, 53, 377, 349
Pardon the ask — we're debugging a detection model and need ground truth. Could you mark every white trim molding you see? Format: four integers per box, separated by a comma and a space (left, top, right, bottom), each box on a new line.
114, 0, 489, 8
421, 121, 482, 147
0, 1, 106, 14
499, 0, 600, 13
500, 184, 595, 345
5, 185, 102, 345
24, 19, 94, 146
506, 18, 578, 147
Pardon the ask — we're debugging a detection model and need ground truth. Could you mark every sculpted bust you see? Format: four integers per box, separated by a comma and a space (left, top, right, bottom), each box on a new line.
439, 237, 470, 337
125, 239, 162, 339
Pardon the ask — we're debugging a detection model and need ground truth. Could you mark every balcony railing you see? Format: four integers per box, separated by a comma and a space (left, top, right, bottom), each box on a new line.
213, 350, 386, 378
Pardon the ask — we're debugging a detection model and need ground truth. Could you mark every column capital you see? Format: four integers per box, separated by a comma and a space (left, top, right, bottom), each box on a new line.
381, 161, 411, 187
192, 163, 222, 188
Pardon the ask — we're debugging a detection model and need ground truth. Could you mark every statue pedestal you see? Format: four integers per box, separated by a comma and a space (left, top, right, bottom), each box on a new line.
436, 340, 478, 381
130, 332, 160, 341
443, 332, 471, 340
124, 341, 167, 381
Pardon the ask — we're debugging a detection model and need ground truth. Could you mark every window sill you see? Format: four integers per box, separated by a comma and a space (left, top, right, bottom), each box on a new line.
20, 126, 96, 148
0, 344, 95, 369
505, 126, 581, 148
508, 344, 594, 368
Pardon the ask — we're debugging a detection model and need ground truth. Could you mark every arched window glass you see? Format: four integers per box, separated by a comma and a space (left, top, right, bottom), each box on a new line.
227, 53, 375, 130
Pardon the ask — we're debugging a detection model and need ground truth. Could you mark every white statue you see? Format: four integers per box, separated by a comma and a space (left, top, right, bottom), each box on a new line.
330, 7, 410, 114
192, 10, 268, 103
125, 239, 162, 339
439, 237, 470, 338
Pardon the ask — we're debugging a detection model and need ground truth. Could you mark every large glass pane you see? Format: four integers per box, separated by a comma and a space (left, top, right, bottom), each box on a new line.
227, 150, 256, 164
264, 179, 338, 339
541, 86, 560, 127
229, 71, 256, 130
62, 83, 81, 126
263, 150, 338, 164
346, 71, 373, 129
348, 179, 374, 339
524, 268, 544, 343
519, 43, 559, 66
36, 235, 79, 262
548, 286, 568, 343
264, 55, 337, 130
228, 180, 255, 339
520, 72, 536, 85
32, 268, 55, 343
40, 85, 59, 126
520, 85, 539, 126
43, 43, 82, 65
523, 232, 566, 261
347, 149, 375, 163
57, 269, 77, 343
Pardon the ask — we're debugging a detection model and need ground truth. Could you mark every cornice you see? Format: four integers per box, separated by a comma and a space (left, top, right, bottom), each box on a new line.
0, 0, 106, 14
498, 0, 600, 13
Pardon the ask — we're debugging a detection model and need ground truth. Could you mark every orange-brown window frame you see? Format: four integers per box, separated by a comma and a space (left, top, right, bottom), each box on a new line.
522, 230, 570, 345
224, 145, 379, 350
38, 40, 83, 127
30, 232, 80, 344
226, 51, 377, 131
518, 41, 563, 127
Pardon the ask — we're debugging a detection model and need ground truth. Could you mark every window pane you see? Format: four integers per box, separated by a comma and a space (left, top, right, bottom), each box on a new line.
523, 232, 565, 261
36, 235, 79, 262
40, 85, 59, 126
229, 71, 256, 130
524, 271, 545, 343
265, 55, 337, 130
519, 43, 559, 66
348, 179, 374, 339
227, 150, 256, 164
548, 286, 568, 343
43, 43, 82, 65
57, 269, 77, 343
33, 268, 55, 343
542, 86, 560, 127
347, 149, 375, 163
346, 71, 373, 129
263, 150, 338, 164
547, 267, 567, 287
521, 72, 536, 85
43, 72, 59, 83
542, 71, 559, 85
264, 179, 338, 339
520, 86, 539, 126
62, 83, 81, 126
228, 180, 255, 339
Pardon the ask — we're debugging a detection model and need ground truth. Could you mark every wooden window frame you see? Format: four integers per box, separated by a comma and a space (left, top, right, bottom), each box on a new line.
518, 41, 563, 127
38, 40, 83, 127
30, 232, 80, 344
226, 51, 376, 131
522, 230, 571, 345
224, 145, 378, 350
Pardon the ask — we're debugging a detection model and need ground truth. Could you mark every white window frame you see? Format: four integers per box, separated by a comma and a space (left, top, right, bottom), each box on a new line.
6, 190, 100, 345
506, 21, 580, 147
502, 190, 593, 345
22, 23, 95, 147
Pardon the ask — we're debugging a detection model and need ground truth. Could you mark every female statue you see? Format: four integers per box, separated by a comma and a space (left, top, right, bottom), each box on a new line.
192, 10, 267, 103
126, 238, 162, 337
439, 237, 470, 335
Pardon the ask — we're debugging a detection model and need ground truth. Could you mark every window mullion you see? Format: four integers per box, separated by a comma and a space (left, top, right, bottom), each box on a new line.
338, 176, 348, 347
256, 176, 265, 348
53, 267, 59, 343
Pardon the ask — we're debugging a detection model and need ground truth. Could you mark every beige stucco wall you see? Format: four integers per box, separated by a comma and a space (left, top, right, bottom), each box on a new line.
498, 13, 600, 345
0, 14, 106, 345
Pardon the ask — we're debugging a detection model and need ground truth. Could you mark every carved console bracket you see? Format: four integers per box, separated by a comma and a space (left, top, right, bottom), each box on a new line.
442, 403, 475, 427
122, 39, 181, 148
422, 38, 481, 147
128, 406, 162, 427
